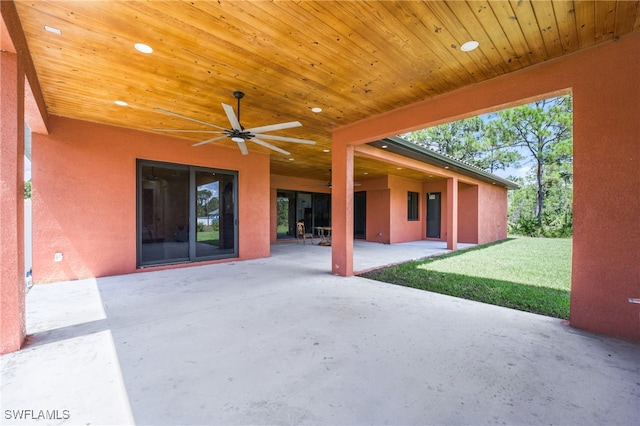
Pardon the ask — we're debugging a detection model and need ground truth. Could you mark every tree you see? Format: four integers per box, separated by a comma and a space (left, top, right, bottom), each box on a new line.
476, 122, 522, 173
24, 180, 31, 199
404, 117, 484, 163
402, 95, 573, 236
276, 196, 291, 231
207, 197, 219, 216
197, 189, 212, 218
488, 95, 572, 226
403, 116, 521, 174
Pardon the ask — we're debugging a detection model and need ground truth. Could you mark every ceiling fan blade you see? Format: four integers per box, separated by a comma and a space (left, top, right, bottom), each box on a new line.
155, 108, 227, 130
222, 103, 242, 131
192, 135, 228, 147
246, 121, 302, 134
236, 139, 249, 155
153, 128, 223, 134
251, 137, 290, 156
253, 133, 316, 145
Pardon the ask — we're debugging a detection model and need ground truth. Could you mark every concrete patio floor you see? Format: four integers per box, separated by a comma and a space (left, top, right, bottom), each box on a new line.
1, 241, 639, 425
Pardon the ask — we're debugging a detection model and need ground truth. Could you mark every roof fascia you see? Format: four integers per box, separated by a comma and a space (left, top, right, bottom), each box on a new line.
375, 136, 519, 190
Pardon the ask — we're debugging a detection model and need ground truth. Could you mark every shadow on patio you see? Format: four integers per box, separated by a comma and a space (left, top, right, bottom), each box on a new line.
2, 241, 639, 425
271, 239, 475, 274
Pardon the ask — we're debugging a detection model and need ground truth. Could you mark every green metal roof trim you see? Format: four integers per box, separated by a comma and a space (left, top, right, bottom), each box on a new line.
368, 136, 519, 190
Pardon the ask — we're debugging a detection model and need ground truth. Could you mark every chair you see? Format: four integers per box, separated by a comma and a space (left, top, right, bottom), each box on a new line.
296, 221, 313, 245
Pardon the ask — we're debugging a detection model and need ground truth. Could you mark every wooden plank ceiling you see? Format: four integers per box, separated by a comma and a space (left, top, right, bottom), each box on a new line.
13, 1, 640, 182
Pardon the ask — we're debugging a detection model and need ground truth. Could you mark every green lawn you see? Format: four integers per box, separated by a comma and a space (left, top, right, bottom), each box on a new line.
197, 230, 219, 245
360, 237, 572, 319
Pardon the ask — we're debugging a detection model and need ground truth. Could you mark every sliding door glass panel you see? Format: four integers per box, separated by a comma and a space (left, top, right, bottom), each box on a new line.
195, 171, 236, 258
313, 193, 331, 228
140, 163, 189, 265
276, 191, 296, 239
195, 171, 221, 258
298, 193, 313, 231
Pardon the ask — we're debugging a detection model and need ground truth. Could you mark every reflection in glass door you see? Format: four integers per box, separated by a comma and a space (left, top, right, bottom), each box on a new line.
139, 163, 190, 265
138, 161, 237, 267
298, 193, 313, 233
195, 171, 236, 258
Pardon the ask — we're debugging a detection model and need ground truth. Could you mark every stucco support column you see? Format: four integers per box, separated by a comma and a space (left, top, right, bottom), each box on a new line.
331, 143, 354, 276
0, 51, 26, 354
446, 177, 458, 251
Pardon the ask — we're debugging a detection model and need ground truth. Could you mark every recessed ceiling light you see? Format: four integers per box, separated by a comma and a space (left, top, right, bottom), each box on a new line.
397, 167, 403, 170
460, 40, 479, 52
135, 43, 153, 54
322, 149, 330, 153
381, 145, 388, 149
363, 172, 369, 175
311, 107, 323, 113
288, 158, 295, 161
44, 25, 61, 35
444, 166, 450, 169
114, 100, 128, 106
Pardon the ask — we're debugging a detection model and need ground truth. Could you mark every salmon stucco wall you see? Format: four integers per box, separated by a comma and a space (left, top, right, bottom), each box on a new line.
423, 179, 505, 245
569, 36, 640, 340
270, 174, 332, 194
32, 116, 270, 283
388, 175, 423, 244
353, 176, 389, 243
333, 33, 640, 340
458, 183, 479, 244
477, 184, 508, 244
0, 50, 26, 353
366, 189, 391, 244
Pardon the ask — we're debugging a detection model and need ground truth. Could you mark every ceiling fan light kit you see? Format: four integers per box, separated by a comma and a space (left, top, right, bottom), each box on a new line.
154, 91, 316, 156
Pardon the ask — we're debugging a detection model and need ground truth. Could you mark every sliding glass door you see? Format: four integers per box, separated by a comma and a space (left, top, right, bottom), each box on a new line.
276, 191, 297, 239
275, 190, 331, 240
138, 160, 237, 267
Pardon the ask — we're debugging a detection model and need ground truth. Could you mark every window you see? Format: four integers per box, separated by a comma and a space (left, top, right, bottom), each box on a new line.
408, 191, 419, 221
137, 160, 238, 267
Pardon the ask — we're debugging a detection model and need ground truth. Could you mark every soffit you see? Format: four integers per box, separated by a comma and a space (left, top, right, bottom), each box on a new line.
12, 1, 640, 181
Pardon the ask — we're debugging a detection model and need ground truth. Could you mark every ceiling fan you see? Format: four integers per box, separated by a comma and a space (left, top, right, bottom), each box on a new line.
312, 170, 362, 189
153, 91, 316, 155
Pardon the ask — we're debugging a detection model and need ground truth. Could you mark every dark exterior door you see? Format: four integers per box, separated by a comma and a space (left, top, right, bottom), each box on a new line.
354, 191, 366, 239
426, 192, 441, 238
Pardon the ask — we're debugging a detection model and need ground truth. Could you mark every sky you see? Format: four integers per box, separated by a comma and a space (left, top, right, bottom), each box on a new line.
493, 164, 530, 180
24, 157, 31, 181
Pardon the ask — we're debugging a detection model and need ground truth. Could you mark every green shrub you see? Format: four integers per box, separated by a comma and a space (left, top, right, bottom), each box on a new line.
511, 215, 540, 237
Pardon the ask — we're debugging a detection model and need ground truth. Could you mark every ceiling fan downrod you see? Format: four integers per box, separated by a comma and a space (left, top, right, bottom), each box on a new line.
233, 91, 244, 128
